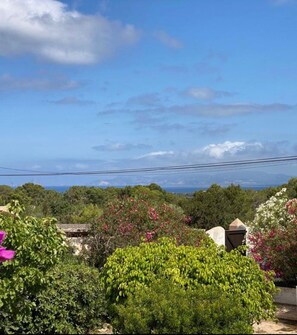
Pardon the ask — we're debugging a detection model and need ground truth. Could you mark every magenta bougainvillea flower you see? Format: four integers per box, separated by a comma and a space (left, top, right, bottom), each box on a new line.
0, 230, 15, 263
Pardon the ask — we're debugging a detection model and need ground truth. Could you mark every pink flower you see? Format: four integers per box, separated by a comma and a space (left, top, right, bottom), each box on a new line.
286, 198, 297, 216
0, 230, 15, 263
0, 247, 15, 262
0, 231, 5, 244
145, 231, 155, 242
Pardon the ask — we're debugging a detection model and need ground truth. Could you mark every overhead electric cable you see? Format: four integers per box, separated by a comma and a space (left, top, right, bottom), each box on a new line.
0, 166, 53, 173
0, 155, 296, 177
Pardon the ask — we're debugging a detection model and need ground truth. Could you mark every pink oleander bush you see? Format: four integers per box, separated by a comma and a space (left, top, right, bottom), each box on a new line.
0, 231, 15, 263
87, 196, 212, 268
248, 190, 297, 283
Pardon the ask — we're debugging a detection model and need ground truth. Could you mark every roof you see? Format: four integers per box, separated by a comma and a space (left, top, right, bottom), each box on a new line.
229, 218, 246, 230
0, 206, 9, 213
57, 224, 90, 237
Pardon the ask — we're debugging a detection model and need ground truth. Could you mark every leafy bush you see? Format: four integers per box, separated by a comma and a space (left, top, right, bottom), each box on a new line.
101, 238, 276, 323
0, 200, 67, 333
69, 203, 103, 225
27, 262, 107, 334
88, 196, 211, 268
248, 189, 297, 282
112, 279, 254, 334
248, 188, 291, 233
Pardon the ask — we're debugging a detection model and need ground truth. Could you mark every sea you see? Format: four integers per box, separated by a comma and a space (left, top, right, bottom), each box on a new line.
44, 185, 271, 194
45, 186, 201, 194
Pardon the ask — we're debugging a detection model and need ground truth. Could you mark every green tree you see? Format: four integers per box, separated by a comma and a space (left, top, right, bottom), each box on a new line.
13, 183, 48, 217
187, 184, 228, 229
64, 186, 89, 205
186, 184, 257, 230
286, 177, 297, 198
0, 185, 14, 205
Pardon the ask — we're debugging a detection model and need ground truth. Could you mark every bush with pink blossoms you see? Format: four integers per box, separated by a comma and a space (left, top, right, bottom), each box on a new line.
0, 231, 15, 263
248, 189, 297, 283
87, 196, 212, 268
286, 198, 297, 219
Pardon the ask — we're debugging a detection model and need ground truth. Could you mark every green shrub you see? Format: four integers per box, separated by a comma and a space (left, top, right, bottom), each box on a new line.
112, 279, 253, 334
88, 196, 211, 268
101, 238, 276, 323
27, 262, 107, 334
0, 200, 67, 333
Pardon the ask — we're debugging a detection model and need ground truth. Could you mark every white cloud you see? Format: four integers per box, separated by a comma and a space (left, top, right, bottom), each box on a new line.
154, 30, 183, 49
93, 142, 151, 152
99, 180, 110, 186
74, 163, 89, 169
185, 87, 233, 100
31, 164, 42, 170
202, 141, 263, 158
137, 151, 175, 159
0, 0, 140, 64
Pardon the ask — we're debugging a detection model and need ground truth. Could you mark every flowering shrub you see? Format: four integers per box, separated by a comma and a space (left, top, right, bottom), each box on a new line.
248, 188, 291, 233
286, 198, 297, 219
248, 189, 297, 282
88, 196, 212, 268
0, 231, 15, 263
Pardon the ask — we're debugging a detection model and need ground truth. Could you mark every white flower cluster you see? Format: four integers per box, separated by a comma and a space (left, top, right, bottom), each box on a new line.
248, 188, 291, 233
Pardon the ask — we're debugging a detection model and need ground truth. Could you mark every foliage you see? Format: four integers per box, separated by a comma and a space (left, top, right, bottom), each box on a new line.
0, 200, 67, 333
112, 279, 254, 334
247, 188, 291, 233
186, 184, 255, 230
87, 197, 211, 268
249, 225, 297, 281
283, 177, 297, 199
0, 185, 15, 205
69, 203, 103, 225
101, 237, 277, 323
26, 261, 107, 334
0, 180, 295, 228
248, 189, 297, 282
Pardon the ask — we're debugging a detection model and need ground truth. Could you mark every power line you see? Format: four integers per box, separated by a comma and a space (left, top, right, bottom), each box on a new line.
0, 155, 296, 177
0, 166, 53, 173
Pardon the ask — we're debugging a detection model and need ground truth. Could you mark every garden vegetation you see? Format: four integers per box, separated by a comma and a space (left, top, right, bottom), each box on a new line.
0, 178, 296, 333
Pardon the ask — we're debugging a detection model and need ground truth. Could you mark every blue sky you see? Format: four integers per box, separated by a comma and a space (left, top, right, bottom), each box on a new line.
1, 0, 297, 188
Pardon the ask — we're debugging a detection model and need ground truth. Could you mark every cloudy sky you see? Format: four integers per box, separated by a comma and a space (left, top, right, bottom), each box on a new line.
1, 0, 297, 188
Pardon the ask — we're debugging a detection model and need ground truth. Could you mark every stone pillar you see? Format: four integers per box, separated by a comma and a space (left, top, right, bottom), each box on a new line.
206, 226, 225, 247
229, 218, 246, 231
